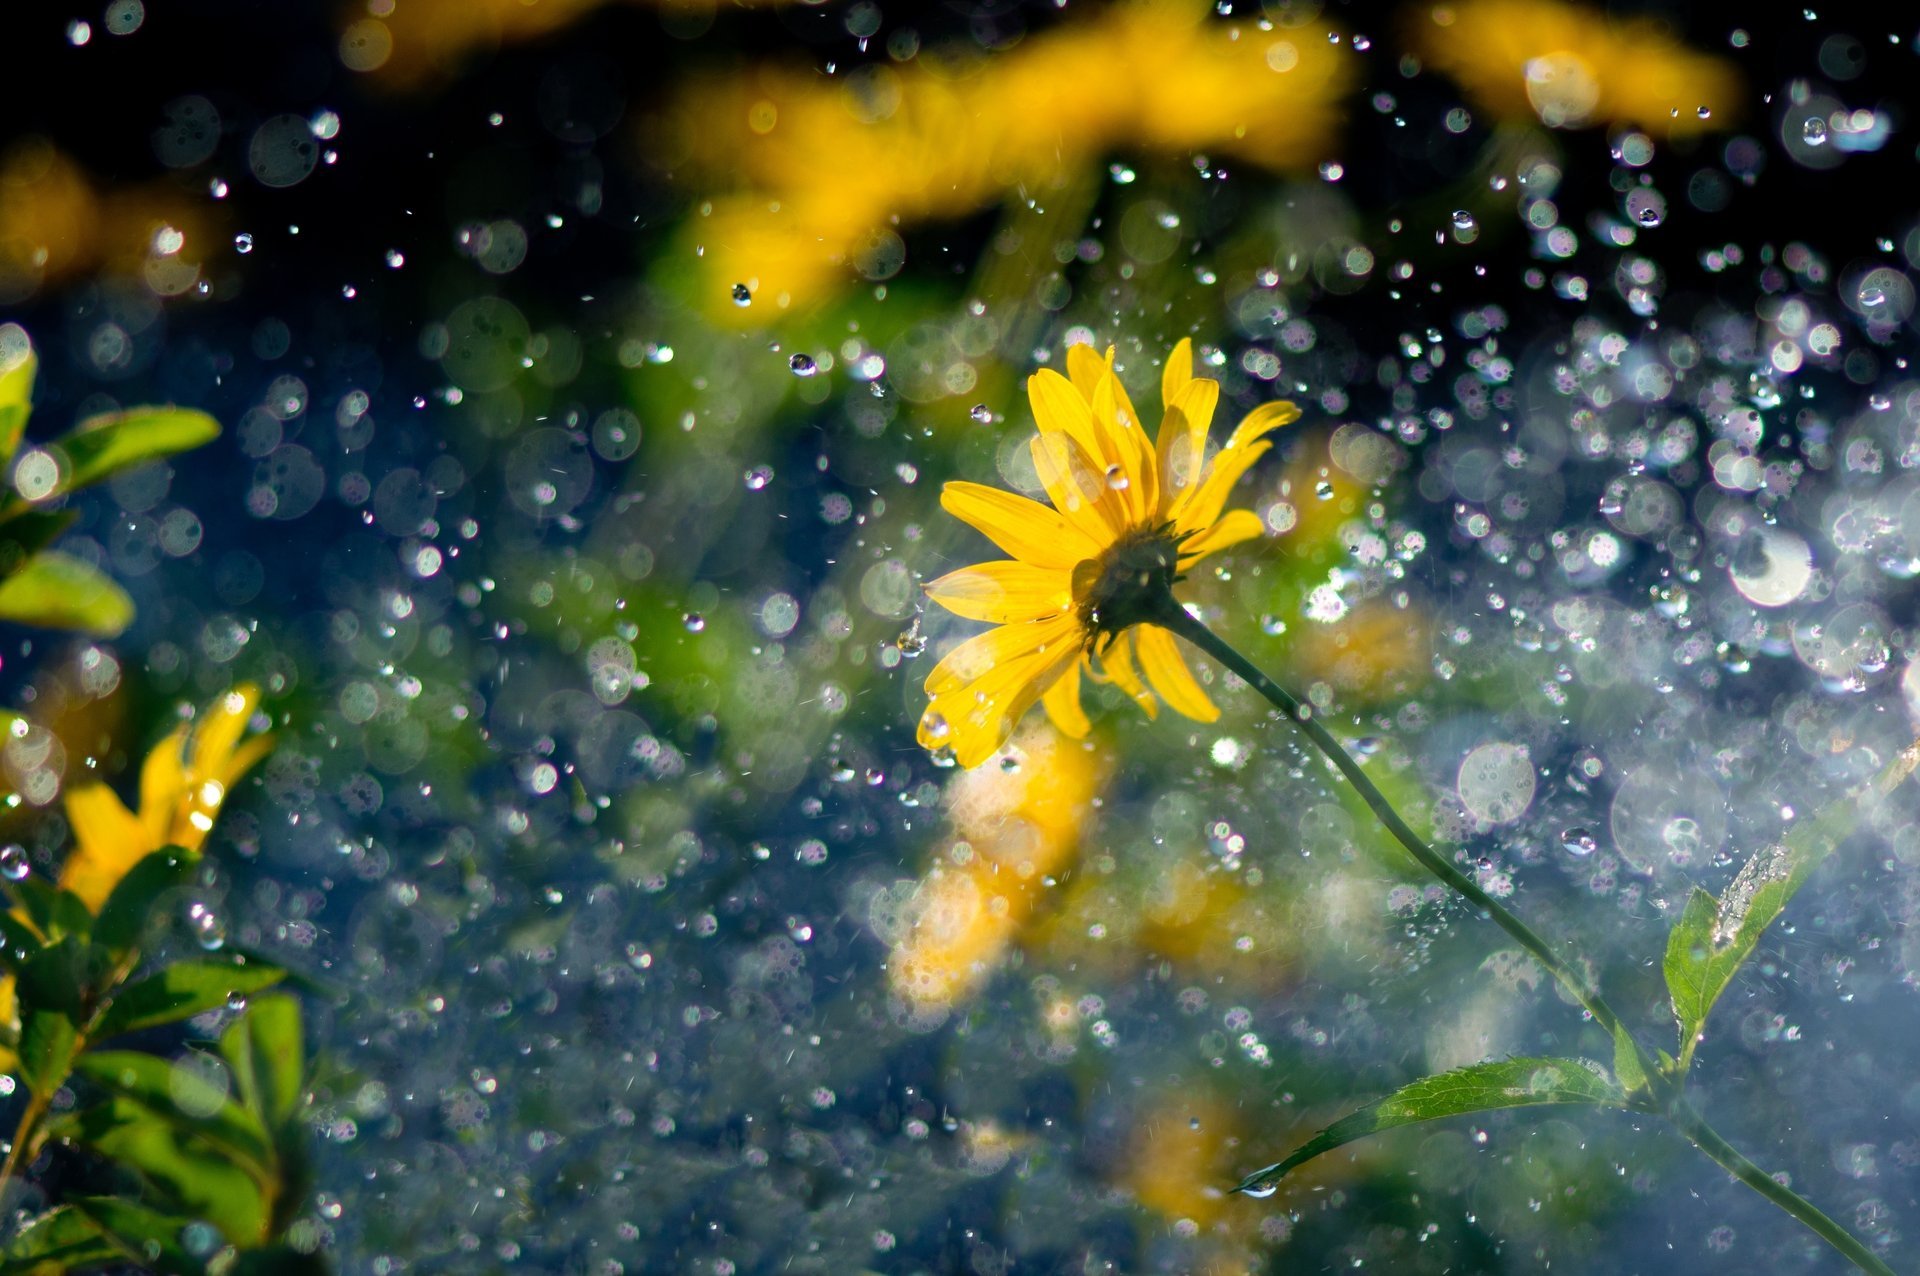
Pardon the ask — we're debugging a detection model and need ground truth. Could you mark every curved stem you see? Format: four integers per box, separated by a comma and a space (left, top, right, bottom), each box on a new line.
1156, 599, 1893, 1276
1669, 1102, 1896, 1276
1153, 599, 1636, 1047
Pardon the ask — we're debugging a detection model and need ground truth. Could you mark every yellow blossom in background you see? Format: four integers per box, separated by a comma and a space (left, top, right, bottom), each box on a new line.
0, 139, 223, 304
660, 1, 1353, 319
1409, 0, 1743, 135
888, 725, 1099, 1013
60, 684, 274, 910
0, 685, 273, 1069
919, 339, 1298, 769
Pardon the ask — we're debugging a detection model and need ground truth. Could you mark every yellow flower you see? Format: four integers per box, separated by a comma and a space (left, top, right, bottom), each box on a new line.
918, 340, 1298, 768
1410, 0, 1743, 135
59, 683, 273, 912
0, 685, 271, 1069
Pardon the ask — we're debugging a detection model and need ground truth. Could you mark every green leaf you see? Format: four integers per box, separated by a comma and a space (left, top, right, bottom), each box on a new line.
40, 406, 221, 498
0, 509, 76, 579
1232, 1058, 1630, 1198
69, 1194, 206, 1275
0, 550, 134, 636
93, 960, 286, 1040
0, 329, 34, 469
1664, 740, 1920, 1068
0, 1205, 119, 1274
14, 935, 90, 1018
73, 1050, 273, 1175
66, 1098, 267, 1246
18, 1009, 76, 1094
221, 993, 305, 1130
10, 879, 94, 945
94, 846, 197, 956
1611, 1027, 1649, 1095
0, 911, 43, 971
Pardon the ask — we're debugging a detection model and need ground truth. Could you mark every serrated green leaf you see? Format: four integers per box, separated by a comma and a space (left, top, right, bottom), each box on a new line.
73, 1050, 273, 1175
94, 847, 197, 956
221, 993, 305, 1130
0, 550, 134, 636
0, 1204, 119, 1274
66, 1098, 267, 1247
1665, 740, 1920, 1070
93, 960, 286, 1040
70, 1194, 206, 1275
39, 406, 220, 499
1232, 1058, 1630, 1198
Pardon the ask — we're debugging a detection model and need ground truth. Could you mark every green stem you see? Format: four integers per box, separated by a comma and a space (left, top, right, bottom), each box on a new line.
1669, 1102, 1896, 1276
1153, 599, 1635, 1046
1156, 600, 1894, 1276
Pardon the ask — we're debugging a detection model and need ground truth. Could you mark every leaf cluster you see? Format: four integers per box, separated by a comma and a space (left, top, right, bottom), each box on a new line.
0, 849, 322, 1275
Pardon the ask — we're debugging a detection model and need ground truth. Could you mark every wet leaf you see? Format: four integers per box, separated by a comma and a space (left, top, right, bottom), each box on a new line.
70, 1193, 206, 1274
93, 960, 287, 1041
1665, 740, 1920, 1067
0, 1204, 119, 1274
1233, 1058, 1630, 1198
94, 846, 196, 956
72, 1050, 274, 1176
0, 911, 43, 970
221, 993, 305, 1130
0, 549, 135, 636
66, 1097, 268, 1246
43, 405, 221, 498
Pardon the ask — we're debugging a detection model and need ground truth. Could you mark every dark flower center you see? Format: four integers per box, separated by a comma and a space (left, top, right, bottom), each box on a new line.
1070, 522, 1186, 647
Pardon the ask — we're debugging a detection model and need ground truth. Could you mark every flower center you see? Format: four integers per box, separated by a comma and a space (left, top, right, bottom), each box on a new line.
1070, 522, 1184, 646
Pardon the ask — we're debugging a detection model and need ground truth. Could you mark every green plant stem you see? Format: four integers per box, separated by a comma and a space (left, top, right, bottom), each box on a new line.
1156, 600, 1895, 1276
1153, 599, 1635, 1046
0, 1088, 50, 1193
1669, 1102, 1896, 1276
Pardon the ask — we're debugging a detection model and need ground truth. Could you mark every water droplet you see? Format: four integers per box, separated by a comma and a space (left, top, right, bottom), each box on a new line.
234, 232, 254, 254
0, 845, 28, 882
1451, 210, 1476, 231
186, 901, 226, 951
1560, 827, 1599, 858
731, 282, 752, 306
682, 612, 706, 633
969, 403, 993, 425
788, 353, 817, 377
743, 464, 774, 490
1239, 1179, 1279, 1199
1105, 464, 1130, 490
1803, 117, 1829, 145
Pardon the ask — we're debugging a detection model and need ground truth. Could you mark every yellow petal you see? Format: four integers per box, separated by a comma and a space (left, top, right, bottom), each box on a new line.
925, 614, 1082, 696
1094, 631, 1158, 719
919, 616, 1081, 767
1091, 369, 1154, 520
61, 782, 153, 912
1155, 377, 1219, 514
1179, 507, 1266, 564
1222, 399, 1300, 453
1030, 432, 1126, 542
941, 482, 1101, 570
1161, 337, 1194, 411
926, 561, 1074, 624
1041, 656, 1091, 739
137, 725, 188, 848
1027, 368, 1105, 461
1136, 625, 1220, 722
1065, 341, 1107, 404
187, 685, 261, 787
1174, 441, 1272, 536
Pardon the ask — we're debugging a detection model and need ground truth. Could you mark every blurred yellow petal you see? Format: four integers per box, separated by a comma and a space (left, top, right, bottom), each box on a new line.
137, 725, 188, 847
940, 482, 1100, 570
1094, 631, 1157, 719
926, 561, 1073, 624
1136, 625, 1220, 723
61, 782, 149, 912
1041, 658, 1091, 739
1160, 337, 1194, 412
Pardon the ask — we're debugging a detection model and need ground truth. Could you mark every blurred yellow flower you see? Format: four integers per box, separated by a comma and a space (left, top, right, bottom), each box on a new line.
1410, 0, 1742, 134
60, 684, 274, 911
0, 685, 272, 1068
918, 339, 1298, 769
888, 725, 1098, 1012
660, 1, 1353, 318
